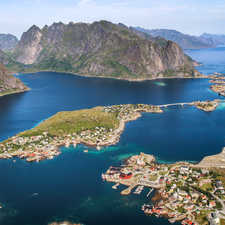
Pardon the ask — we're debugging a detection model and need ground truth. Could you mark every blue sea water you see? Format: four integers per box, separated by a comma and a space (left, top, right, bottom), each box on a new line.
0, 46, 225, 224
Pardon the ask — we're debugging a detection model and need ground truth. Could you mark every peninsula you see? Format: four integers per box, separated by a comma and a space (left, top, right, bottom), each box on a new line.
0, 100, 220, 162
103, 152, 225, 224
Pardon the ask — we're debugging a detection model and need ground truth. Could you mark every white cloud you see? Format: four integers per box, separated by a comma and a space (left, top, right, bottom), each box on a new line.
0, 0, 224, 38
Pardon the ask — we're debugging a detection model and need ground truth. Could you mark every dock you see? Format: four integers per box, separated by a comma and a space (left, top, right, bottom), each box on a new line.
146, 188, 154, 197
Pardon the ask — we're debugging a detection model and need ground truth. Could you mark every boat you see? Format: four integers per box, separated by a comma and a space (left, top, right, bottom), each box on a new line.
101, 173, 106, 180
84, 150, 88, 153
96, 146, 101, 150
168, 219, 176, 223
112, 183, 120, 189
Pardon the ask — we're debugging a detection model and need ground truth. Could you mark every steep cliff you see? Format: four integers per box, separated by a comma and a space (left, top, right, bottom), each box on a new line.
0, 62, 30, 96
12, 20, 202, 80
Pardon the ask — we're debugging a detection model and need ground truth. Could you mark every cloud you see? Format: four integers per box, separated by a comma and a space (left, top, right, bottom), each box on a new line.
0, 0, 224, 37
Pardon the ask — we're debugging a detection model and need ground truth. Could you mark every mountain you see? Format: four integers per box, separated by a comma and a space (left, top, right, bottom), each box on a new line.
134, 27, 215, 49
0, 62, 30, 96
0, 34, 19, 50
12, 20, 201, 80
0, 47, 11, 65
199, 33, 225, 45
118, 23, 167, 48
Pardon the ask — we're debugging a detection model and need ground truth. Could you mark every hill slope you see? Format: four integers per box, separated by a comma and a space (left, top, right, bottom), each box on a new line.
134, 27, 214, 49
0, 62, 30, 96
12, 20, 201, 80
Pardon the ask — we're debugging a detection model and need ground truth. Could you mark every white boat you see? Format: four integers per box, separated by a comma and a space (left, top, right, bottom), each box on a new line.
84, 150, 88, 153
101, 173, 106, 180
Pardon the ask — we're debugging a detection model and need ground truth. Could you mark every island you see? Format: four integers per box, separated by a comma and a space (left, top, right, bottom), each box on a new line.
103, 152, 225, 224
190, 100, 219, 112
0, 100, 221, 162
210, 84, 225, 96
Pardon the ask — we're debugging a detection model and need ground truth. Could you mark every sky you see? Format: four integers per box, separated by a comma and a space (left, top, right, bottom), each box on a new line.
0, 0, 225, 39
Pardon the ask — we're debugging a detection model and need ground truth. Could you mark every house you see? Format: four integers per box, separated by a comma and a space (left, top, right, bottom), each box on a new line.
108, 166, 122, 174
201, 169, 209, 174
209, 202, 216, 208
137, 158, 145, 166
215, 182, 224, 189
119, 172, 132, 179
184, 203, 194, 211
178, 190, 188, 196
180, 166, 189, 171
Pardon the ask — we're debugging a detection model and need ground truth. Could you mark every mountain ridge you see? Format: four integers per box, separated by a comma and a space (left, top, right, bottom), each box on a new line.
10, 20, 201, 80
134, 27, 215, 49
0, 34, 19, 50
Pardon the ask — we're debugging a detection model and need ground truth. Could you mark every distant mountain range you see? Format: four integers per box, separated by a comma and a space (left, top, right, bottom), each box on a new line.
0, 34, 18, 50
198, 33, 225, 46
134, 27, 216, 49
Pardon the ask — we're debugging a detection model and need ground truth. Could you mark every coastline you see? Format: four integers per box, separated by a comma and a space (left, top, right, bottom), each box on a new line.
0, 100, 221, 162
0, 88, 30, 98
12, 68, 208, 82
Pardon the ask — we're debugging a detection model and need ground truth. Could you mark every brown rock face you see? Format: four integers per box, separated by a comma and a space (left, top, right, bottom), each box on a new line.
13, 20, 202, 80
0, 62, 30, 96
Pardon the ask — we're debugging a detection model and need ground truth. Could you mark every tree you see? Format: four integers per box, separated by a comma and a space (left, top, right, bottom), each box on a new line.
216, 201, 222, 210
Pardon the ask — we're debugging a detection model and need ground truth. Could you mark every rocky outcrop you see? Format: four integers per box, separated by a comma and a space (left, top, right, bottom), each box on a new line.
0, 62, 30, 96
48, 222, 82, 225
12, 20, 202, 80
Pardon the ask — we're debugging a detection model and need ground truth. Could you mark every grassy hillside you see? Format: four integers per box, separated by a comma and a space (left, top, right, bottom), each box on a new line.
19, 107, 120, 137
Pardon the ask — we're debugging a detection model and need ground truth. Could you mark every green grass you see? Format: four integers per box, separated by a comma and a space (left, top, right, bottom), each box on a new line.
18, 106, 119, 137
202, 183, 212, 190
149, 175, 158, 181
159, 171, 167, 175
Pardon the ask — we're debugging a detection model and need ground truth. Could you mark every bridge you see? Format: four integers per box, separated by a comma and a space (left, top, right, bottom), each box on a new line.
158, 102, 191, 108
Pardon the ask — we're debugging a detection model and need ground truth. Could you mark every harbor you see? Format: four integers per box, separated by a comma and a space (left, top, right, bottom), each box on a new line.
103, 152, 225, 225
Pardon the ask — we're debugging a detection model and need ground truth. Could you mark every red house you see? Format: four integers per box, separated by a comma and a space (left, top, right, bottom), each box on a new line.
119, 172, 132, 179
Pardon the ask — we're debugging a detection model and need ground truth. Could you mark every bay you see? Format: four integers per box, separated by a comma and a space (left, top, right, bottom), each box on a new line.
0, 46, 225, 225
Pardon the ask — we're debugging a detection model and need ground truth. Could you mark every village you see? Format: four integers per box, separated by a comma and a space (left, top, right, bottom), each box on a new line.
0, 100, 221, 163
0, 103, 162, 162
103, 153, 225, 225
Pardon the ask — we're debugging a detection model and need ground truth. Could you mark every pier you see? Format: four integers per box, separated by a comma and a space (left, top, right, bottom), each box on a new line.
146, 188, 154, 197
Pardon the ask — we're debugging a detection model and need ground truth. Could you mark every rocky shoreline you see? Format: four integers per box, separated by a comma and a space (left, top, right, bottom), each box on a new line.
48, 222, 82, 225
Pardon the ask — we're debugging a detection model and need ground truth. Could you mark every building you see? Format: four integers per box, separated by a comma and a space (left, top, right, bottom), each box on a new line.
180, 166, 189, 171
119, 172, 132, 179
